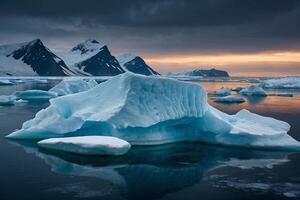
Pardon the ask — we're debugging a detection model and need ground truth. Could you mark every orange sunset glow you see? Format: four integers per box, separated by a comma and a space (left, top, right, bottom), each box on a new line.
145, 51, 300, 76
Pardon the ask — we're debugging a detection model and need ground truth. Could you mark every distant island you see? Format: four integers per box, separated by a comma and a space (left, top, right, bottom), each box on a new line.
0, 39, 159, 76
168, 68, 230, 77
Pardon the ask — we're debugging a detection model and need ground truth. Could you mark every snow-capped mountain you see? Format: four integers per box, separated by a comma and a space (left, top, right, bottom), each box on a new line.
117, 53, 159, 76
0, 39, 73, 76
0, 39, 160, 77
60, 39, 124, 76
169, 68, 229, 77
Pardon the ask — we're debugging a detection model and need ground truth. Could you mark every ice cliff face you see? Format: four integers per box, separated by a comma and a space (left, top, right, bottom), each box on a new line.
6, 73, 300, 150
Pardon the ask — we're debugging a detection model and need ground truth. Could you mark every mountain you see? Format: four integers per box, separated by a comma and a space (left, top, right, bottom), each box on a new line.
60, 39, 125, 76
0, 39, 73, 76
169, 68, 229, 77
0, 39, 159, 77
117, 53, 159, 76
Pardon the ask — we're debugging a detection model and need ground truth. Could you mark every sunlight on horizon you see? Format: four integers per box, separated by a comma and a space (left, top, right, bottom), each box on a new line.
145, 51, 300, 76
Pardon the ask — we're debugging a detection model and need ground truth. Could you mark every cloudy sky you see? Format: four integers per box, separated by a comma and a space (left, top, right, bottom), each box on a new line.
1, 0, 300, 76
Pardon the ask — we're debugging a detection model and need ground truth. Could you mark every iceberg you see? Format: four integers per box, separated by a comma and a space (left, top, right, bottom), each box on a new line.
260, 77, 300, 89
14, 90, 58, 101
0, 95, 16, 105
214, 96, 245, 104
49, 78, 98, 96
6, 73, 300, 150
239, 85, 267, 96
38, 136, 131, 156
209, 87, 231, 96
0, 79, 14, 85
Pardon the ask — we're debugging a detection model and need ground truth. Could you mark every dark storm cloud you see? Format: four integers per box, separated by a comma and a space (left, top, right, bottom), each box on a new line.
0, 0, 300, 55
1, 0, 300, 27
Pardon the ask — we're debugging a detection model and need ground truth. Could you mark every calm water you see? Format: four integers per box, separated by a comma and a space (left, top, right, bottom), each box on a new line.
1, 79, 300, 200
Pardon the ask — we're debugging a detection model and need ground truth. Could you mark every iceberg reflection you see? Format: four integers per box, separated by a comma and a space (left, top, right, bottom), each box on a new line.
9, 140, 293, 200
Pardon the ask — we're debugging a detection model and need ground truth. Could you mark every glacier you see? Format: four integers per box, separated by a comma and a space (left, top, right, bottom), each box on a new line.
49, 78, 98, 96
38, 136, 131, 156
6, 73, 300, 150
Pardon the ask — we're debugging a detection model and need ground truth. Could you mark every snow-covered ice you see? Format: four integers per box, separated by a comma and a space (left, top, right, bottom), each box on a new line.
49, 78, 98, 96
239, 85, 267, 96
38, 136, 131, 156
260, 77, 300, 89
15, 90, 58, 101
0, 95, 16, 105
0, 79, 14, 85
209, 87, 231, 96
214, 96, 245, 104
6, 73, 300, 150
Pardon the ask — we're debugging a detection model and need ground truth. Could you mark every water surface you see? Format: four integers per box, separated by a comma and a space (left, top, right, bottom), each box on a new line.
0, 78, 300, 200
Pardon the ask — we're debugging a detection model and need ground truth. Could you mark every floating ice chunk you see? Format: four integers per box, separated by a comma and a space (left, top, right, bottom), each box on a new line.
268, 93, 293, 97
209, 87, 231, 96
239, 85, 267, 96
49, 78, 98, 96
260, 77, 300, 89
38, 136, 131, 156
0, 79, 13, 85
200, 107, 299, 150
15, 90, 57, 101
6, 73, 300, 150
214, 96, 245, 104
0, 95, 16, 105
231, 87, 244, 92
35, 79, 48, 83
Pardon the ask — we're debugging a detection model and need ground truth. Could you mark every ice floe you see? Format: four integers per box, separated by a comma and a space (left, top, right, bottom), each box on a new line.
239, 85, 267, 96
214, 96, 245, 104
209, 87, 231, 96
0, 95, 16, 105
260, 77, 300, 89
14, 90, 58, 101
38, 136, 131, 156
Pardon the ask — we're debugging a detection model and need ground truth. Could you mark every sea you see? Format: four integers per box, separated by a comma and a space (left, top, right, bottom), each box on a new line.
0, 77, 300, 200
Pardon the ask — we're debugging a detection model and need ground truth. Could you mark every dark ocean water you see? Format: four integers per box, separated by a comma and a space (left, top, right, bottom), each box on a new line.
0, 78, 300, 200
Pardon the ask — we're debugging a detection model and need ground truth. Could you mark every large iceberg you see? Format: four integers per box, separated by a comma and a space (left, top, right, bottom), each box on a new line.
6, 73, 300, 150
49, 78, 98, 96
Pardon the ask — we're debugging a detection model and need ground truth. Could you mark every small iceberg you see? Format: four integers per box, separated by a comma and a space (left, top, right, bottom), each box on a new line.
231, 87, 244, 92
260, 77, 300, 89
0, 79, 14, 85
214, 96, 245, 104
268, 93, 294, 97
209, 87, 231, 96
15, 90, 58, 101
0, 95, 16, 105
49, 78, 98, 96
6, 73, 300, 150
38, 136, 131, 156
239, 85, 267, 96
